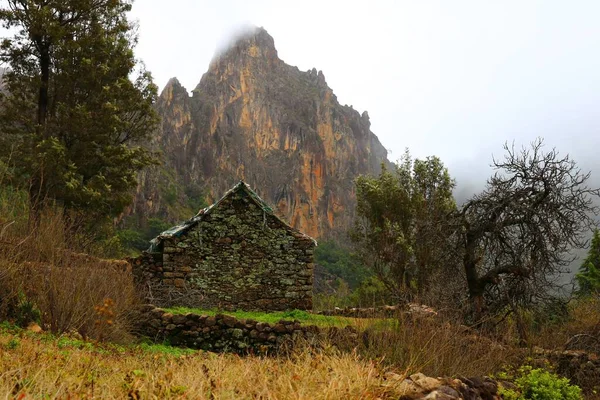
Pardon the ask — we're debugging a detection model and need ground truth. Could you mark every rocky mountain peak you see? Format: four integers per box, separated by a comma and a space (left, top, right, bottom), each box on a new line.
160, 77, 188, 104
206, 26, 280, 78
134, 28, 391, 239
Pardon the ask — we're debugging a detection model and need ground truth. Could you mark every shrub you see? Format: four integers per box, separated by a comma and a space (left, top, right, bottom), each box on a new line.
500, 366, 583, 400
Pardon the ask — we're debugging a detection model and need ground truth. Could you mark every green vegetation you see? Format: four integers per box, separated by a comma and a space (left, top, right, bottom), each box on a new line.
314, 276, 395, 311
0, 0, 159, 224
499, 366, 582, 400
117, 217, 173, 253
576, 228, 600, 296
351, 140, 600, 332
314, 240, 371, 289
164, 307, 358, 328
1, 321, 198, 357
352, 151, 456, 301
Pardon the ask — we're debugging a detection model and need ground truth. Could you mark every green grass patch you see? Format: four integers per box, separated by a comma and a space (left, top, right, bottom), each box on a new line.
135, 342, 200, 357
163, 307, 361, 328
0, 324, 202, 357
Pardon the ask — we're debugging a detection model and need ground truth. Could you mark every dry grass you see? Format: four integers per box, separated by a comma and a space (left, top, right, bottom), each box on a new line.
354, 314, 523, 378
0, 327, 408, 400
527, 296, 600, 353
0, 207, 140, 342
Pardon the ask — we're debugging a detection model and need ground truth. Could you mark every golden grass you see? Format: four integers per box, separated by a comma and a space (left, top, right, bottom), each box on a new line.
527, 296, 600, 352
354, 315, 523, 378
0, 207, 140, 342
0, 328, 407, 400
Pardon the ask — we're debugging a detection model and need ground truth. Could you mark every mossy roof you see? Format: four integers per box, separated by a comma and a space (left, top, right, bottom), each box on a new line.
148, 181, 316, 251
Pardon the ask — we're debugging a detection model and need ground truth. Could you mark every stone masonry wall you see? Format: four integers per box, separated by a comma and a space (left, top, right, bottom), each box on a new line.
138, 306, 357, 355
132, 191, 315, 311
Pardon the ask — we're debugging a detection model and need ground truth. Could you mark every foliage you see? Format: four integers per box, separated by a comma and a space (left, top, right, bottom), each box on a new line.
185, 183, 209, 212
499, 366, 582, 400
455, 139, 600, 319
351, 151, 457, 300
13, 291, 41, 327
529, 297, 571, 331
0, 0, 159, 223
117, 217, 172, 252
576, 229, 600, 296
348, 276, 395, 307
314, 240, 371, 289
313, 276, 394, 310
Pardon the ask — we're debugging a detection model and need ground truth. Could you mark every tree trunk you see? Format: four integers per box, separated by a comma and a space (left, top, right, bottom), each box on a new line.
38, 46, 50, 136
28, 177, 42, 228
463, 232, 485, 320
29, 43, 51, 225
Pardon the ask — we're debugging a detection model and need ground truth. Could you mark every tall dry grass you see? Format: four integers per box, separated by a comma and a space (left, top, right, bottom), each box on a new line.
0, 329, 406, 400
352, 312, 523, 378
0, 189, 139, 342
526, 296, 600, 353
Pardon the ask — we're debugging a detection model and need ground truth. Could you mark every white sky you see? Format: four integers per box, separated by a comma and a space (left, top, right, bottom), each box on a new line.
129, 0, 600, 191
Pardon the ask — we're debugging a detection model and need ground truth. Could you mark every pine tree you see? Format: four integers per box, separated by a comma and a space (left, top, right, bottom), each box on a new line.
576, 229, 600, 296
0, 0, 159, 222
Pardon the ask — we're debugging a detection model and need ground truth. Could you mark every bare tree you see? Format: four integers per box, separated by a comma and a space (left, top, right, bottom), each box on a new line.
456, 139, 600, 322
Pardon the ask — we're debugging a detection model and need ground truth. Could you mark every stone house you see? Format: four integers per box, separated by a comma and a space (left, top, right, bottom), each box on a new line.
132, 181, 316, 311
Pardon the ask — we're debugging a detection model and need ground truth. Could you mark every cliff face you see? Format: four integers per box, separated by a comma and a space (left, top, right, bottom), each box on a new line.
135, 27, 389, 239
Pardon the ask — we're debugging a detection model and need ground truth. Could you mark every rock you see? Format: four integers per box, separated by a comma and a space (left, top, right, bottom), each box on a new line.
424, 390, 460, 399
26, 322, 42, 333
128, 27, 391, 241
436, 385, 461, 398
411, 373, 442, 392
256, 322, 267, 332
172, 314, 187, 325
222, 315, 237, 328
231, 328, 244, 339
394, 379, 426, 398
173, 278, 185, 288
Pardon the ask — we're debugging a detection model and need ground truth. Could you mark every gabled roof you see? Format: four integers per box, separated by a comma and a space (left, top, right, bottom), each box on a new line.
148, 181, 316, 252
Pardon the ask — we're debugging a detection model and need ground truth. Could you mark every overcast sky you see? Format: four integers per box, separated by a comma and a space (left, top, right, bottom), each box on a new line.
129, 0, 600, 192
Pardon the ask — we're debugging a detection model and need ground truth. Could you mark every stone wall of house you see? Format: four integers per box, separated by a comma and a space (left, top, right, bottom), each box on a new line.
131, 192, 315, 311
137, 306, 357, 355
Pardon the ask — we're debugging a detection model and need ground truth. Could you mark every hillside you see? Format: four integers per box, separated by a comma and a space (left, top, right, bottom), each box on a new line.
127, 27, 390, 239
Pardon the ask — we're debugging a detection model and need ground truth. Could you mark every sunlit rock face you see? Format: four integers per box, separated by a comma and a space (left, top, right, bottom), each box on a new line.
135, 27, 390, 239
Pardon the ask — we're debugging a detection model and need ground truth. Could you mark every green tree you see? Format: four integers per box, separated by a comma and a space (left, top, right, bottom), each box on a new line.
351, 151, 456, 300
314, 240, 371, 289
576, 229, 600, 296
0, 0, 159, 222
